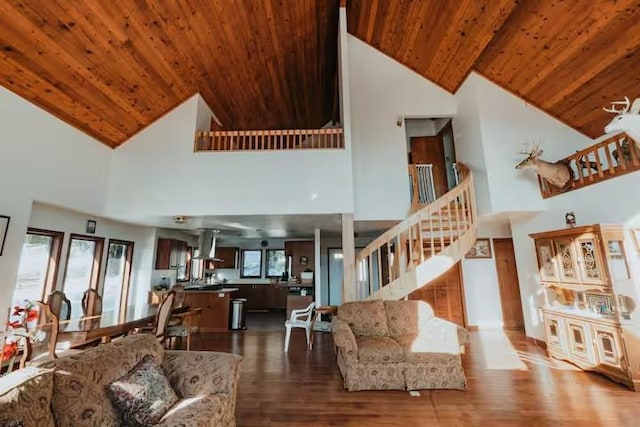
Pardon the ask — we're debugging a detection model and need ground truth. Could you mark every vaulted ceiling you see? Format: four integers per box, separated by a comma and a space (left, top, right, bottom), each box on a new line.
348, 0, 640, 139
1, 0, 639, 148
0, 0, 338, 147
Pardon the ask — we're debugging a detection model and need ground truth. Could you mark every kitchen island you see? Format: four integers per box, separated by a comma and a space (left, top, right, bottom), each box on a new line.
150, 288, 238, 332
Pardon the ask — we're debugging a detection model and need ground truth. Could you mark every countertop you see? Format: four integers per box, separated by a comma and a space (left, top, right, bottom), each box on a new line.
185, 287, 238, 293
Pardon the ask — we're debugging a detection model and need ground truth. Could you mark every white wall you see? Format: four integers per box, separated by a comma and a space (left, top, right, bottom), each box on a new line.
452, 77, 494, 216
0, 87, 113, 320
27, 203, 156, 315
461, 220, 513, 328
106, 95, 354, 219
348, 35, 457, 221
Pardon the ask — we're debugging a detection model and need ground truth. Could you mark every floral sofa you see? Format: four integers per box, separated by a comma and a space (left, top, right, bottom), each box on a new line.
332, 300, 468, 391
0, 334, 242, 426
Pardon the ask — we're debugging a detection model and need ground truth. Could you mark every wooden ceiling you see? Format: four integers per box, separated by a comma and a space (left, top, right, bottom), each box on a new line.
0, 0, 338, 147
2, 1, 639, 148
348, 0, 640, 139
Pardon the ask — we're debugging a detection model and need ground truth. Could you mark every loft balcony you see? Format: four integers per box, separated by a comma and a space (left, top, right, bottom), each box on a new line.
194, 128, 344, 152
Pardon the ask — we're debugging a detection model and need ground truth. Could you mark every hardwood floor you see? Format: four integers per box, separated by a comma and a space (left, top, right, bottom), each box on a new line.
189, 313, 640, 426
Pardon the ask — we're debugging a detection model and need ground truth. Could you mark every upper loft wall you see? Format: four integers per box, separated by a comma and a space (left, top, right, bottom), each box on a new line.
0, 86, 112, 322
453, 73, 592, 216
347, 34, 456, 221
105, 94, 354, 220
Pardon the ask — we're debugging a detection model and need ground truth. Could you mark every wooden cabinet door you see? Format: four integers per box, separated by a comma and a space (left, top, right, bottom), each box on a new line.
155, 238, 172, 269
408, 262, 465, 327
593, 324, 625, 370
575, 233, 607, 285
215, 247, 237, 269
543, 314, 567, 356
535, 239, 559, 282
554, 239, 581, 283
566, 320, 596, 366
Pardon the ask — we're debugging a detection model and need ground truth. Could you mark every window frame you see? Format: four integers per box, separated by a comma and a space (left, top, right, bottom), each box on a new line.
62, 234, 105, 316
103, 239, 135, 322
14, 228, 64, 305
240, 249, 263, 278
265, 249, 287, 278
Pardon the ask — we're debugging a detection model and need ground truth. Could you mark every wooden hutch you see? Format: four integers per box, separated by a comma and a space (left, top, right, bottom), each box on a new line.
530, 224, 640, 391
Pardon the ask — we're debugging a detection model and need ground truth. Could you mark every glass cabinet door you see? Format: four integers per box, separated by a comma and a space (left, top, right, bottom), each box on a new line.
576, 234, 606, 285
536, 239, 559, 282
555, 239, 580, 283
593, 325, 624, 370
567, 321, 595, 366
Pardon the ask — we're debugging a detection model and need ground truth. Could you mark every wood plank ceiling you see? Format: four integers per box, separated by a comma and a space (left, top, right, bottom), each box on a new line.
0, 0, 338, 148
348, 0, 640, 139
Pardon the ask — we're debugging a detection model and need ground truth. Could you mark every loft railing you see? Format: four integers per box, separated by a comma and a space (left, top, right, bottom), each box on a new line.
194, 128, 344, 152
540, 132, 640, 199
351, 163, 477, 301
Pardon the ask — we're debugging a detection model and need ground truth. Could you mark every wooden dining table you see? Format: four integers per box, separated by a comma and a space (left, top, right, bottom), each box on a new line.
58, 305, 158, 345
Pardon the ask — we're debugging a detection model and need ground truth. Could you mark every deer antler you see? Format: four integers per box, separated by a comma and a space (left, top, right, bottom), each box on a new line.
517, 141, 540, 156
603, 96, 630, 114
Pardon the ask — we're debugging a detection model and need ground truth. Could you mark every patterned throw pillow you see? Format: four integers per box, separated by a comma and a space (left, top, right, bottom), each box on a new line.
105, 355, 178, 427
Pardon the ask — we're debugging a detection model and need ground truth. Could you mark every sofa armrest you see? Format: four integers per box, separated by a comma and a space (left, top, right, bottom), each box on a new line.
331, 318, 358, 364
162, 351, 242, 400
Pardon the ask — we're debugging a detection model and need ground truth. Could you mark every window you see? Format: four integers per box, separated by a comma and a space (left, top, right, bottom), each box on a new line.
103, 240, 134, 322
241, 250, 262, 278
11, 229, 63, 309
265, 249, 286, 277
62, 234, 104, 318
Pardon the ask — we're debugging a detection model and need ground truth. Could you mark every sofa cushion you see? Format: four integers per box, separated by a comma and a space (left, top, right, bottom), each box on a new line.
157, 394, 230, 427
384, 300, 434, 337
338, 300, 390, 337
394, 334, 462, 363
0, 367, 54, 427
106, 355, 178, 427
356, 336, 404, 363
41, 333, 164, 426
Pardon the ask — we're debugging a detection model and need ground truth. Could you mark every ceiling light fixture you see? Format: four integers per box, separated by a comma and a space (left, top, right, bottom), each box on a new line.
173, 215, 190, 225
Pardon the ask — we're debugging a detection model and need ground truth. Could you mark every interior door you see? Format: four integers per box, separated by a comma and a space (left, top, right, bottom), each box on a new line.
410, 134, 448, 199
408, 262, 466, 327
493, 238, 525, 330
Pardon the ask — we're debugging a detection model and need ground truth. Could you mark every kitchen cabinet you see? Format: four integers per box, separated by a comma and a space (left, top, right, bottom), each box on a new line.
532, 224, 640, 391
155, 238, 191, 281
183, 290, 235, 332
233, 284, 287, 311
284, 240, 315, 278
214, 247, 238, 269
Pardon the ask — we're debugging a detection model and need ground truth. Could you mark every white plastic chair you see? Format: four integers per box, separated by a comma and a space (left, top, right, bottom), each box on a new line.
284, 302, 316, 352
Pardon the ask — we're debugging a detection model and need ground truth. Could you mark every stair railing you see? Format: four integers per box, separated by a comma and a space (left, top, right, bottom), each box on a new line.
351, 163, 477, 301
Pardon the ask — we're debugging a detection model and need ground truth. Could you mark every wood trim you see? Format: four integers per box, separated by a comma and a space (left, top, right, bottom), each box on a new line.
25, 228, 65, 301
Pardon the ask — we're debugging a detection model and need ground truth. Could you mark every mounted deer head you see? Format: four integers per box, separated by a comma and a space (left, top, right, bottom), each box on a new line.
515, 145, 544, 170
603, 97, 640, 143
515, 144, 573, 190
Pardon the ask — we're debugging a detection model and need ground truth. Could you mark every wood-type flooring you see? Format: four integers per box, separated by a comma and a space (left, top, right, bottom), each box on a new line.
188, 312, 640, 426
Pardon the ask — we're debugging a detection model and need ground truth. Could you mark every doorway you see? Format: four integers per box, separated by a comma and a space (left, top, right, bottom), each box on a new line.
493, 238, 525, 330
408, 261, 466, 327
327, 248, 343, 306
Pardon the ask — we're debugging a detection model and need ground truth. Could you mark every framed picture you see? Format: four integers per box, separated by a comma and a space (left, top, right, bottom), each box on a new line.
86, 220, 97, 234
0, 215, 9, 256
465, 238, 492, 259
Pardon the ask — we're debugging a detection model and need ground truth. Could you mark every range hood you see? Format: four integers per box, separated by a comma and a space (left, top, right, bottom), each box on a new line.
194, 229, 224, 261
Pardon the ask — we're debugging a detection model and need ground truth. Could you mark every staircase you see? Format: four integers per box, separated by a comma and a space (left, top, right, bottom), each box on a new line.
353, 163, 477, 301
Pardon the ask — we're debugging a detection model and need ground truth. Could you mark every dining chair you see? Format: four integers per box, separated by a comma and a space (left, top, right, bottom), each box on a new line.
168, 284, 187, 327
47, 290, 71, 321
81, 289, 103, 317
19, 301, 81, 368
284, 301, 316, 352
153, 291, 176, 348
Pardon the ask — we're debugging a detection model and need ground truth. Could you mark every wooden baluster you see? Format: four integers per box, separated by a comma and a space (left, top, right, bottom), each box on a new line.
376, 247, 383, 288
594, 149, 604, 178
429, 210, 435, 259
585, 153, 594, 182
213, 132, 219, 151
455, 195, 461, 241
